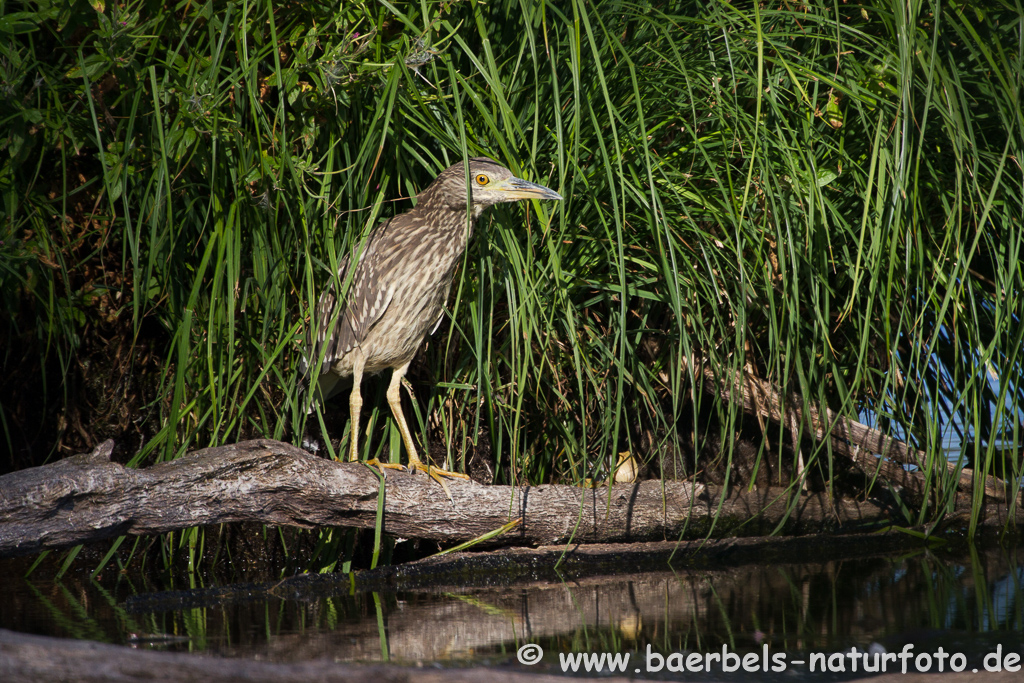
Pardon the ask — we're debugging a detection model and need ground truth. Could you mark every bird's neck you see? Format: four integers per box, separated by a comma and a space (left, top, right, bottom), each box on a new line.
414, 188, 483, 242
418, 184, 482, 213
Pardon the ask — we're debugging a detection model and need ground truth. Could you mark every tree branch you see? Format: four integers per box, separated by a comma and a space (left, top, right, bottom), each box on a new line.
700, 365, 1016, 500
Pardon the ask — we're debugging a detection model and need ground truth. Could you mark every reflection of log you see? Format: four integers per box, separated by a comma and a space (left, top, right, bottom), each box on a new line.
701, 365, 1015, 500
7, 544, 1024, 682
190, 545, 1017, 665
2, 439, 1022, 558
214, 571, 744, 664
124, 534, 924, 615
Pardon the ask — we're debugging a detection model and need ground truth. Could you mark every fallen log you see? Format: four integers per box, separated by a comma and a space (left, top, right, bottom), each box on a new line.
5, 626, 1024, 683
1, 439, 1021, 558
0, 628, 582, 683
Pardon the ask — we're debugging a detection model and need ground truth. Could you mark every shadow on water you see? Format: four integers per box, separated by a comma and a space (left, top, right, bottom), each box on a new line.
1, 542, 1022, 679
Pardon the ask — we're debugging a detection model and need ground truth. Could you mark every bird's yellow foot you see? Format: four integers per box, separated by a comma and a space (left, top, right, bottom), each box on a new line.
361, 458, 405, 477
408, 462, 470, 503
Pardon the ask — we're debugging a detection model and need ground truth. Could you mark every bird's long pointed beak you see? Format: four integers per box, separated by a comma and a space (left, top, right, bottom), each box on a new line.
498, 177, 563, 201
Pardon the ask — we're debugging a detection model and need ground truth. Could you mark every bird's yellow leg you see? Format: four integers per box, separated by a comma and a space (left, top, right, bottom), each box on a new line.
349, 351, 402, 473
347, 353, 364, 463
387, 363, 469, 500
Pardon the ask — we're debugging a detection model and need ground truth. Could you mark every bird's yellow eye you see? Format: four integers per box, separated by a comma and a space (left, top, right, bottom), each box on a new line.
475, 174, 489, 186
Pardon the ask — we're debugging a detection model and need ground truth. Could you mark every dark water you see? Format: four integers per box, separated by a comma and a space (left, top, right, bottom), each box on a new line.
2, 543, 1023, 679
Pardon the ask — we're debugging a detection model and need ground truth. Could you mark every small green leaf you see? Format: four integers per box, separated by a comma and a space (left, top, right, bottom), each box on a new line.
0, 12, 40, 34
815, 168, 839, 187
66, 54, 109, 80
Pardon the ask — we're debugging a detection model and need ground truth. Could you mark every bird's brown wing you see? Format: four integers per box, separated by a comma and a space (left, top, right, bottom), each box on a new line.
306, 223, 395, 377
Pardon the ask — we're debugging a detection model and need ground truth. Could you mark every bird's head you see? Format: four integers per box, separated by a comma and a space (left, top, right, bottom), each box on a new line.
424, 157, 562, 213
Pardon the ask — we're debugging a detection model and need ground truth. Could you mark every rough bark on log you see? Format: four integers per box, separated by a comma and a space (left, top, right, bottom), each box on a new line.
1, 439, 1021, 558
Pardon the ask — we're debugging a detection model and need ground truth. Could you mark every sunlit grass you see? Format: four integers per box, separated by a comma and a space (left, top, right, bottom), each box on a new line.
1, 0, 1020, 552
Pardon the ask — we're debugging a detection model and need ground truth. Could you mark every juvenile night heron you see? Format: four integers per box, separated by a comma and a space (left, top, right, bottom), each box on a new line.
303, 157, 562, 495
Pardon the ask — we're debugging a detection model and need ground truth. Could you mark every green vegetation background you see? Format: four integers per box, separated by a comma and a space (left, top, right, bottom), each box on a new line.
2, 0, 1021, 530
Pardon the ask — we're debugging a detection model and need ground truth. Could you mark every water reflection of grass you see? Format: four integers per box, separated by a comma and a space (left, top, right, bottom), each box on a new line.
4, 544, 1021, 667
